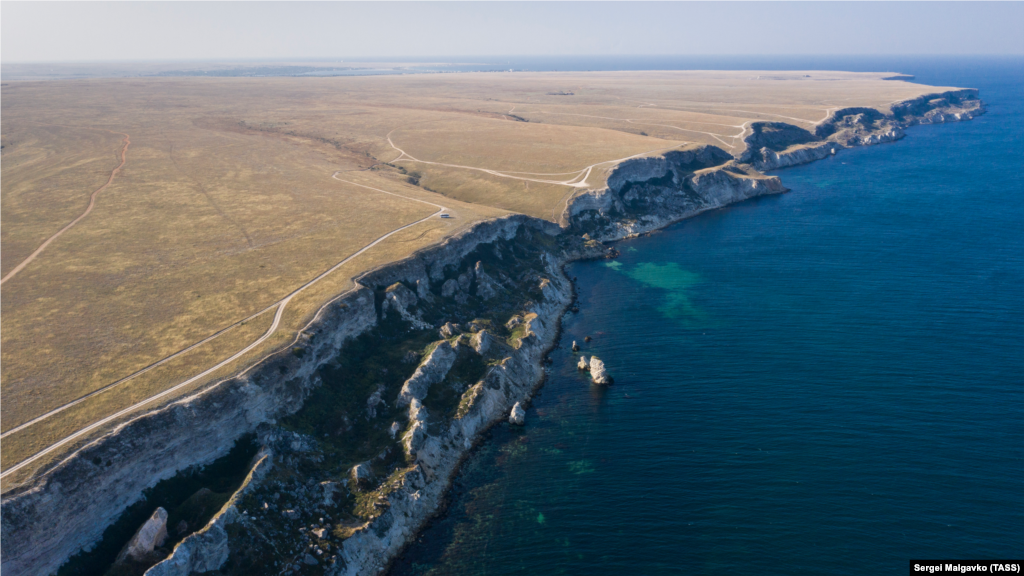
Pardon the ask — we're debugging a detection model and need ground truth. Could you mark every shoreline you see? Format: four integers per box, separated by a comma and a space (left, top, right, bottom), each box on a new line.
0, 88, 984, 576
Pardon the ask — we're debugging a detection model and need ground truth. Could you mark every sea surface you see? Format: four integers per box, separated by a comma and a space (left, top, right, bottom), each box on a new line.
390, 58, 1024, 575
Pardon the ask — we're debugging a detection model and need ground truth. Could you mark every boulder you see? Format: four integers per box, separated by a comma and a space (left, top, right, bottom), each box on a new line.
303, 553, 319, 565
312, 528, 328, 539
351, 463, 373, 487
403, 421, 427, 456
381, 282, 431, 328
474, 261, 499, 299
590, 357, 611, 384
389, 421, 401, 438
571, 340, 580, 352
366, 386, 384, 419
283, 509, 300, 520
384, 282, 418, 311
319, 481, 341, 507
577, 355, 590, 371
441, 279, 459, 298
509, 402, 526, 425
117, 507, 168, 562
471, 329, 498, 356
409, 398, 427, 422
439, 322, 459, 339
457, 272, 472, 293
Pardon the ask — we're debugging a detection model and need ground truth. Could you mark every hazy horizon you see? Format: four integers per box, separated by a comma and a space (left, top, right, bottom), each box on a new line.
3, 1, 1022, 64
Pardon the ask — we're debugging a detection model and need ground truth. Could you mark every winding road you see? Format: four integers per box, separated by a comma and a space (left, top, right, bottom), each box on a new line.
2, 116, 737, 480
387, 130, 683, 189
0, 175, 446, 480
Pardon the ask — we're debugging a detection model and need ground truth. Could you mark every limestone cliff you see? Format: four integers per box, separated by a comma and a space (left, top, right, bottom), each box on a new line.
746, 88, 985, 171
564, 146, 785, 241
0, 83, 986, 576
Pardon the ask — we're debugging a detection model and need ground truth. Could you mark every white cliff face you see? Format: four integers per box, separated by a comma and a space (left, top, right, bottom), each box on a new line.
1, 287, 377, 576
330, 241, 577, 576
751, 142, 837, 171
566, 148, 786, 242
751, 90, 984, 172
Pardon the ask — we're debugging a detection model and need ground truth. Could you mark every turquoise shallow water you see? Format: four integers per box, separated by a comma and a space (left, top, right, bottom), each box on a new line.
391, 59, 1024, 575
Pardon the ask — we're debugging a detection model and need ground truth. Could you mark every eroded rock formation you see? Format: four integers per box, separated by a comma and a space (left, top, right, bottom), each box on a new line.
0, 87, 985, 576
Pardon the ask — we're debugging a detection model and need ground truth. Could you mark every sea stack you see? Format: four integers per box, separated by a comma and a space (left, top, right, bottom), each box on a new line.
572, 340, 580, 352
509, 402, 526, 425
590, 357, 611, 384
577, 355, 590, 370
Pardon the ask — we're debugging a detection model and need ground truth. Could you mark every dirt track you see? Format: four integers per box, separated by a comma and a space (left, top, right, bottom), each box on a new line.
1, 131, 131, 285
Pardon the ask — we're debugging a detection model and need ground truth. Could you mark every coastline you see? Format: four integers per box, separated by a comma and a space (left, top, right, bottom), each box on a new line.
0, 88, 984, 576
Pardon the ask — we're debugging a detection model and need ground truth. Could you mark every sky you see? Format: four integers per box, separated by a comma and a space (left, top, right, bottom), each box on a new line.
2, 1, 1022, 63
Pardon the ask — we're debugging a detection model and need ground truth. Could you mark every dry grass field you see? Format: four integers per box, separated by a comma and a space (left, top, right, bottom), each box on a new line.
0, 69, 956, 482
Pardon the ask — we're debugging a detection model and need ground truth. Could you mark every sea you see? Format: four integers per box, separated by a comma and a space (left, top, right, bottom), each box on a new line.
388, 57, 1024, 575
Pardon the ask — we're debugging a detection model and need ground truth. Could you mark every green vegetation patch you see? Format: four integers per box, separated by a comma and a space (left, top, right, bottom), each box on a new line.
421, 348, 488, 425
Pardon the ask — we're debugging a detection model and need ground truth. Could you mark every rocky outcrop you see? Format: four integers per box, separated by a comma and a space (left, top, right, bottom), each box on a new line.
509, 403, 526, 426
577, 355, 590, 371
565, 147, 785, 241
749, 89, 984, 171
381, 283, 430, 329
589, 358, 611, 385
116, 507, 168, 564
751, 142, 838, 171
396, 341, 458, 406
0, 287, 377, 576
0, 215, 564, 576
351, 464, 373, 487
743, 122, 817, 155
891, 89, 984, 125
473, 261, 499, 300
1, 83, 984, 576
331, 240, 577, 576
470, 330, 500, 356
145, 451, 273, 576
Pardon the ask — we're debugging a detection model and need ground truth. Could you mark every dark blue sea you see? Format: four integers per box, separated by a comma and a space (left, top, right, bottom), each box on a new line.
390, 58, 1024, 575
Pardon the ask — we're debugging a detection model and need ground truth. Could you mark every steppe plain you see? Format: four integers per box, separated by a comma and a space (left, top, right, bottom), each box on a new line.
0, 70, 956, 484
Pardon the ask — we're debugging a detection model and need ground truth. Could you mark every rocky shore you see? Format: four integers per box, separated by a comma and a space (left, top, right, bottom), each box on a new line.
0, 88, 983, 576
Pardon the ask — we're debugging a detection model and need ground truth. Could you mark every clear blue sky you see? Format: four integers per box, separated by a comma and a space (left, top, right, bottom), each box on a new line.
2, 1, 1021, 63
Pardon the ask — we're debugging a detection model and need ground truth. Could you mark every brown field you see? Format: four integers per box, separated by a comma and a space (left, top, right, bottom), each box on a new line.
0, 69, 956, 482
